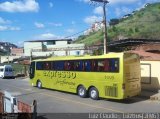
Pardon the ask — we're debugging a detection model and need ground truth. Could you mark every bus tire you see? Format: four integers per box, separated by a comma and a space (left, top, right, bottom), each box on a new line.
77, 85, 87, 98
37, 80, 42, 89
89, 87, 99, 100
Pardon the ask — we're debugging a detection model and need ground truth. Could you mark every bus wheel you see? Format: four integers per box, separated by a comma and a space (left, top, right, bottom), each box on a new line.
37, 81, 42, 89
78, 86, 87, 98
89, 87, 99, 100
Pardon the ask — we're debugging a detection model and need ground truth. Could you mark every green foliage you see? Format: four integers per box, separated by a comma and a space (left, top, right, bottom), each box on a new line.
135, 27, 139, 32
2, 63, 29, 76
75, 2, 160, 46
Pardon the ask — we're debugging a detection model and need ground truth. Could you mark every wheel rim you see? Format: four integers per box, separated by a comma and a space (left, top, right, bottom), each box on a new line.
79, 88, 85, 96
38, 81, 41, 88
90, 90, 97, 98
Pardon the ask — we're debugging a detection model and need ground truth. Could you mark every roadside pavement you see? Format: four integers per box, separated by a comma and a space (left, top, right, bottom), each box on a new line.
139, 89, 160, 101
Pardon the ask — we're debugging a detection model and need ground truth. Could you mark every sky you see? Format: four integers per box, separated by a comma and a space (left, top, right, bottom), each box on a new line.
0, 0, 159, 47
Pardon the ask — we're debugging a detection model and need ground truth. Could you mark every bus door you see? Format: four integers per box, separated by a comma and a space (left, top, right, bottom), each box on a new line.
30, 62, 35, 79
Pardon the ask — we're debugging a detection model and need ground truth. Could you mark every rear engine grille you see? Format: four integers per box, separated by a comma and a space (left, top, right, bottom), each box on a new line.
105, 86, 118, 97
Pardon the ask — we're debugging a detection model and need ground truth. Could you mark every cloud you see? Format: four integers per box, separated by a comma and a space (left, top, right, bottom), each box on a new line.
0, 17, 11, 24
0, 25, 21, 31
71, 21, 76, 25
122, 7, 131, 14
145, 0, 160, 3
115, 7, 131, 17
34, 22, 45, 28
48, 23, 63, 27
0, 26, 8, 31
66, 29, 76, 33
34, 33, 63, 40
0, 0, 39, 13
76, 0, 90, 3
77, 0, 138, 4
93, 6, 103, 15
84, 15, 102, 24
49, 2, 53, 8
115, 8, 121, 17
109, 0, 138, 4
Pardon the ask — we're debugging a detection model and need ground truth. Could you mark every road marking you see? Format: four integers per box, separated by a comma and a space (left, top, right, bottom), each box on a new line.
41, 93, 124, 113
2, 83, 124, 113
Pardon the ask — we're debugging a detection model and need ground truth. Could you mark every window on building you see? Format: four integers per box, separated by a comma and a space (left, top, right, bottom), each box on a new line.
67, 41, 71, 44
47, 41, 55, 45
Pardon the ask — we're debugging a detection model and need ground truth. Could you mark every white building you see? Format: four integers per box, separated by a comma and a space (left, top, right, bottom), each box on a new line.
92, 22, 104, 32
24, 39, 86, 57
84, 22, 104, 35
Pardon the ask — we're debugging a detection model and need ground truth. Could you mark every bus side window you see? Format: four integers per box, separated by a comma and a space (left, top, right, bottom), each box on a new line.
83, 60, 91, 71
65, 61, 74, 71
74, 61, 81, 71
44, 62, 51, 70
91, 60, 98, 71
69, 61, 74, 71
58, 61, 64, 71
36, 62, 43, 70
52, 62, 55, 70
56, 61, 64, 70
64, 61, 68, 70
110, 59, 119, 72
74, 61, 82, 71
114, 59, 119, 72
97, 60, 104, 72
104, 59, 109, 72
79, 61, 83, 71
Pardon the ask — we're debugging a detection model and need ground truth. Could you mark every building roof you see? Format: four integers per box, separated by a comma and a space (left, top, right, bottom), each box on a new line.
109, 38, 160, 47
129, 50, 160, 61
25, 39, 72, 42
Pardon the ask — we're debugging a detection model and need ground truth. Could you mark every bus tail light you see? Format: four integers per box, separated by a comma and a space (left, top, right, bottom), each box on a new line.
122, 83, 125, 90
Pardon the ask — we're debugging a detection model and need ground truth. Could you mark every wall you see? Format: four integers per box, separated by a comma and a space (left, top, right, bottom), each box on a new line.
24, 41, 85, 57
11, 48, 24, 56
0, 56, 21, 63
141, 61, 160, 91
24, 42, 42, 56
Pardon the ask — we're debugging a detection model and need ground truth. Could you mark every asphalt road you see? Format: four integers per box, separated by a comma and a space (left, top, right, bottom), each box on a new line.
0, 78, 160, 118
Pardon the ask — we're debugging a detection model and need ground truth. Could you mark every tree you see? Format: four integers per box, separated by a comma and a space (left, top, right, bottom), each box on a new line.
109, 19, 119, 26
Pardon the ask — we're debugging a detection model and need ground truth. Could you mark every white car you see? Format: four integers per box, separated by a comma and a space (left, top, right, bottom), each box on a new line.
0, 65, 14, 79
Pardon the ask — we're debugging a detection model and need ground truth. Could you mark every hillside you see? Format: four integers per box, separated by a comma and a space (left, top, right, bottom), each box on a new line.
75, 2, 160, 46
0, 42, 17, 56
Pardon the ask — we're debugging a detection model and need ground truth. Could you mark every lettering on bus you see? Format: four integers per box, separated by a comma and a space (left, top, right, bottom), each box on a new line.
55, 79, 76, 86
43, 71, 77, 79
105, 75, 115, 80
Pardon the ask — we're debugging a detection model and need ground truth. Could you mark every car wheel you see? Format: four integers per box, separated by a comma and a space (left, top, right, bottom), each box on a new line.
37, 81, 42, 89
78, 85, 87, 98
89, 87, 99, 100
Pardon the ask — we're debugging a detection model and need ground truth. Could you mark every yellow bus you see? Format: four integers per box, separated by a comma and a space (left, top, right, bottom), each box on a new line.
29, 52, 141, 100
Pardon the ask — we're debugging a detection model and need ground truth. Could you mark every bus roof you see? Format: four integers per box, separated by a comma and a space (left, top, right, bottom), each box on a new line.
32, 52, 130, 62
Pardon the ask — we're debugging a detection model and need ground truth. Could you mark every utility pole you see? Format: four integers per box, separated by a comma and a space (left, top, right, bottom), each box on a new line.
30, 49, 32, 62
90, 0, 109, 54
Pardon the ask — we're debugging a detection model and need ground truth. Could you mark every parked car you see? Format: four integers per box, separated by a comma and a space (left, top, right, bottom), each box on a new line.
0, 65, 14, 79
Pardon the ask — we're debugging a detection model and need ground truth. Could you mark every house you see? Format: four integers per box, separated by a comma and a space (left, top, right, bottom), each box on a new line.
84, 22, 104, 35
11, 48, 24, 56
24, 39, 85, 57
